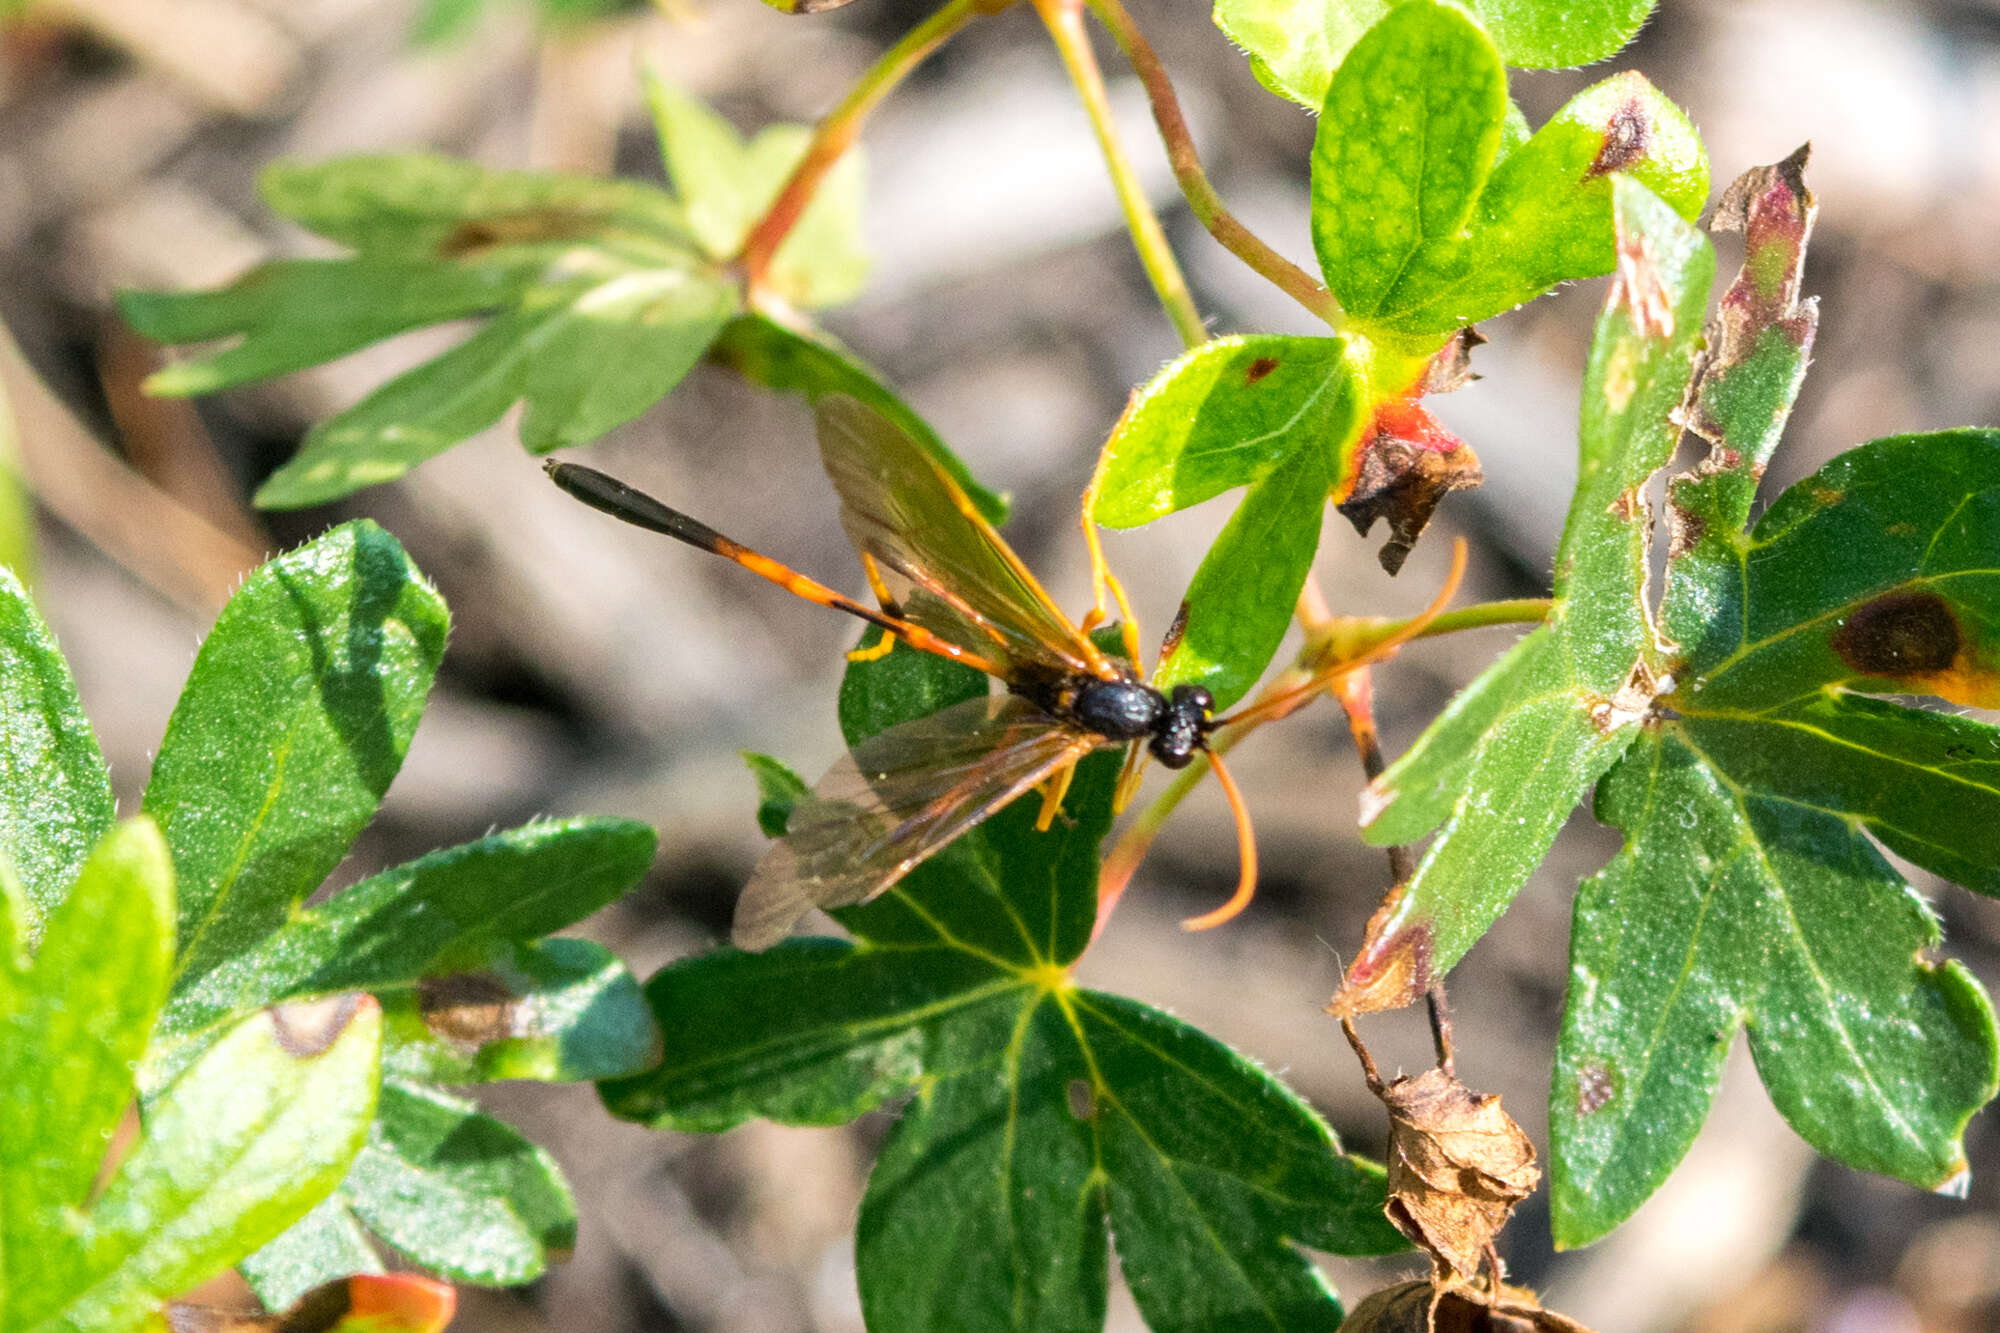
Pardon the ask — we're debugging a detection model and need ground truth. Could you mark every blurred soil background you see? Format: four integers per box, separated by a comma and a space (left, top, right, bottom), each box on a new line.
3, 0, 2000, 1328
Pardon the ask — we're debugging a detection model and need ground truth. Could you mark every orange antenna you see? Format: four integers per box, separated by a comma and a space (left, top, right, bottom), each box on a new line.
1179, 747, 1258, 931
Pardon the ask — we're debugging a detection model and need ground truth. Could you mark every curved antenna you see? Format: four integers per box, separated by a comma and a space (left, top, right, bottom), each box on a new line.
1178, 746, 1258, 932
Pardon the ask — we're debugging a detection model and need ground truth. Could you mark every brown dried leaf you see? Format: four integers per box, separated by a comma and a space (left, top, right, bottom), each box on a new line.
1379, 1067, 1540, 1281
1343, 1278, 1597, 1333
1336, 402, 1483, 575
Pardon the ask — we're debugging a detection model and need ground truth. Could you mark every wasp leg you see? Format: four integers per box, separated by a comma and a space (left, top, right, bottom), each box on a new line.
1034, 758, 1080, 832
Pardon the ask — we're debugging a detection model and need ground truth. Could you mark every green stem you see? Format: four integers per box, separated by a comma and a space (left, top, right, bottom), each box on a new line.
1034, 0, 1206, 349
739, 0, 991, 287
1083, 0, 1342, 328
1319, 597, 1552, 662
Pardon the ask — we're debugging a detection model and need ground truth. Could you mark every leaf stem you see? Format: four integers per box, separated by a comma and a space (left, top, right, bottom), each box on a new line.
739, 0, 992, 289
1083, 0, 1343, 327
1034, 0, 1207, 349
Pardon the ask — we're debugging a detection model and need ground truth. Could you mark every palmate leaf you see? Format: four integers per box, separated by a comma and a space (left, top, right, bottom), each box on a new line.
119, 79, 868, 509
1336, 177, 1713, 1012
115, 521, 656, 1306
1216, 0, 1656, 111
1551, 426, 2000, 1244
602, 633, 1403, 1332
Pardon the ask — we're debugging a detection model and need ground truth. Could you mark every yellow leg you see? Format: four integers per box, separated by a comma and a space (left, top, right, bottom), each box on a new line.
846, 631, 898, 663
1034, 759, 1079, 831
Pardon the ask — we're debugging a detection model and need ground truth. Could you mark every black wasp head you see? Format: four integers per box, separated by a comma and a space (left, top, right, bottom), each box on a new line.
1149, 684, 1216, 770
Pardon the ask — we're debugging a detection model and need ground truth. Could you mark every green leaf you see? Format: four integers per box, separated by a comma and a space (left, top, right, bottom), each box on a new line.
1345, 179, 1713, 1010
645, 71, 869, 309
1217, 0, 1656, 110
120, 259, 529, 398
379, 935, 661, 1085
1308, 2, 1508, 324
601, 631, 1399, 1328
707, 313, 1008, 524
1151, 434, 1343, 712
240, 1196, 385, 1310
341, 1081, 576, 1285
1091, 335, 1359, 528
1545, 161, 2000, 1240
258, 263, 738, 506
27, 997, 382, 1333
1552, 726, 1997, 1246
1090, 334, 1365, 710
145, 521, 449, 994
0, 566, 113, 940
743, 751, 810, 837
160, 818, 657, 1048
1311, 35, 1707, 344
122, 151, 741, 508
0, 818, 176, 1329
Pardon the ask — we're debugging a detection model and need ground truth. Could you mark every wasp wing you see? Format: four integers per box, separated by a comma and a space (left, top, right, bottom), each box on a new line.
816, 395, 1106, 681
732, 694, 1105, 949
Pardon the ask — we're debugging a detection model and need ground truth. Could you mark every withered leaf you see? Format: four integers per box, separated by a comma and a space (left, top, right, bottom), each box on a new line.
1336, 402, 1483, 575
1342, 1278, 1597, 1333
1378, 1067, 1540, 1281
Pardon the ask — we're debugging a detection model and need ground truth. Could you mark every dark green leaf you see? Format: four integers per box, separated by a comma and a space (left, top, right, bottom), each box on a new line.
1346, 179, 1713, 1009
145, 521, 449, 995
1547, 165, 2000, 1238
1216, 0, 1656, 110
31, 997, 381, 1333
0, 567, 113, 940
708, 314, 1009, 524
743, 751, 810, 837
603, 627, 1398, 1327
1309, 2, 1508, 324
1552, 729, 1997, 1245
342, 1080, 576, 1285
1091, 334, 1359, 528
0, 819, 175, 1330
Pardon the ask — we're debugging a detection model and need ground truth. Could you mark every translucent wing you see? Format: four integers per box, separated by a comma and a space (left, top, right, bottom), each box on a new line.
732, 694, 1105, 949
817, 395, 1106, 682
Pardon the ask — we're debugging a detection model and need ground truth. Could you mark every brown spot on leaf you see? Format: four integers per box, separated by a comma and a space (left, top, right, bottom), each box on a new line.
1607, 488, 1642, 522
1343, 1278, 1597, 1333
1337, 402, 1483, 575
1244, 355, 1280, 385
419, 971, 521, 1048
1066, 1078, 1095, 1120
1375, 1067, 1542, 1282
1575, 1064, 1618, 1115
1833, 591, 1961, 677
1587, 98, 1652, 177
1608, 228, 1675, 338
439, 209, 603, 258
1666, 502, 1706, 559
268, 993, 365, 1058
